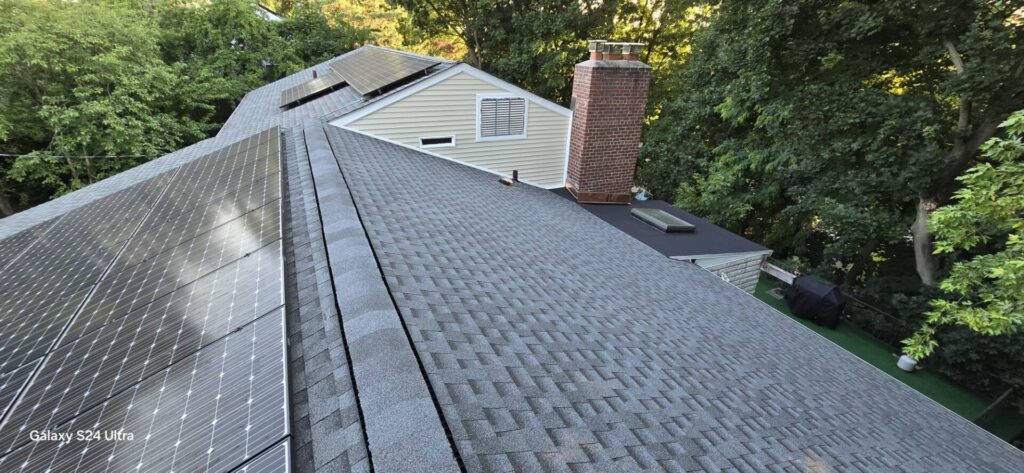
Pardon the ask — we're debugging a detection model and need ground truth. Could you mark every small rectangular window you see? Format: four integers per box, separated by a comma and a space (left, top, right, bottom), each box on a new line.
419, 135, 455, 148
478, 95, 527, 140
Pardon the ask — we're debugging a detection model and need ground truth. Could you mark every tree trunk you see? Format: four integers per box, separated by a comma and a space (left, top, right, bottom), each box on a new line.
912, 198, 939, 286
909, 41, 1024, 287
0, 193, 15, 217
0, 178, 16, 217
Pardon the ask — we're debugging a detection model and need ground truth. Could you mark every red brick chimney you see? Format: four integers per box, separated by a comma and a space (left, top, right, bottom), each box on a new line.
566, 40, 652, 204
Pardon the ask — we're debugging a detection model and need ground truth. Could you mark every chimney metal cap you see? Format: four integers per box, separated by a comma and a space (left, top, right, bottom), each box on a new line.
621, 42, 645, 56
601, 42, 624, 55
587, 39, 607, 51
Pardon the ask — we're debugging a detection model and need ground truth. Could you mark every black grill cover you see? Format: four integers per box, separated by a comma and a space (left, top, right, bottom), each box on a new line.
783, 276, 846, 329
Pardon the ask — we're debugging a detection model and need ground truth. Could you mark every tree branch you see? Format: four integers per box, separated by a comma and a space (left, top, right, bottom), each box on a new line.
943, 39, 965, 74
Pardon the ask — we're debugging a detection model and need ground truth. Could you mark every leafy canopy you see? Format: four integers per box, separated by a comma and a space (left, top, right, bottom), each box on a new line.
0, 0, 220, 199
639, 0, 1023, 283
904, 110, 1024, 360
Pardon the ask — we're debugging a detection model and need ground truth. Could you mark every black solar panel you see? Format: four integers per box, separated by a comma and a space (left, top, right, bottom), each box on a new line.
0, 361, 38, 420
0, 290, 87, 374
0, 126, 288, 472
331, 46, 440, 95
236, 439, 290, 473
279, 69, 347, 108
0, 311, 286, 472
0, 222, 54, 271
0, 248, 284, 453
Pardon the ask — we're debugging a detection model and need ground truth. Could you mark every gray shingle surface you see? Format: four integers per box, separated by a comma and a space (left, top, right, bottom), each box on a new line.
282, 125, 369, 473
305, 121, 460, 473
325, 125, 1024, 473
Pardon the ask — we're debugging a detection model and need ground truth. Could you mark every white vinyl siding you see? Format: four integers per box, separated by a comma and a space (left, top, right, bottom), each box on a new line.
697, 253, 768, 294
345, 71, 569, 188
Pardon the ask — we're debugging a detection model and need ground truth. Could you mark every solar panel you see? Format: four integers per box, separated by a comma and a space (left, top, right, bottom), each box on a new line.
118, 199, 281, 271
0, 249, 284, 453
0, 222, 54, 271
0, 126, 287, 472
0, 311, 286, 473
279, 69, 347, 108
331, 46, 440, 95
0, 290, 87, 374
0, 176, 172, 315
236, 439, 290, 473
0, 361, 38, 420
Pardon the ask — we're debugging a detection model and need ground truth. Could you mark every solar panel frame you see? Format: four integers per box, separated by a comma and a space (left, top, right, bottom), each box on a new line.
330, 46, 441, 95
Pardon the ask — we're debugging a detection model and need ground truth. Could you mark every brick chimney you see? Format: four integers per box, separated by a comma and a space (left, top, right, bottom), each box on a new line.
566, 40, 652, 204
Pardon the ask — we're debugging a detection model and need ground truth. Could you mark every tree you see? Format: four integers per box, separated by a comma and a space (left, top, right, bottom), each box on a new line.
639, 0, 1024, 288
903, 110, 1024, 360
612, 1, 706, 108
0, 0, 221, 205
158, 0, 305, 109
278, 0, 371, 65
392, 0, 617, 104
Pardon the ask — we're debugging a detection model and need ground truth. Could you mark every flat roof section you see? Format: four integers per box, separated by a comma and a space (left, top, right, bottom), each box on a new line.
553, 187, 769, 259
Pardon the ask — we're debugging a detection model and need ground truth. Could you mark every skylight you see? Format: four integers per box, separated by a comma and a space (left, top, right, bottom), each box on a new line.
630, 207, 696, 233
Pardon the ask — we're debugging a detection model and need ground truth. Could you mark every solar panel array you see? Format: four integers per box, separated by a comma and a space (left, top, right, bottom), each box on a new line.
0, 127, 290, 472
279, 69, 347, 108
330, 46, 440, 95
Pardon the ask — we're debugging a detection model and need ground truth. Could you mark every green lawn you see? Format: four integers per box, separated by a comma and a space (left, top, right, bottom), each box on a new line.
755, 278, 1024, 442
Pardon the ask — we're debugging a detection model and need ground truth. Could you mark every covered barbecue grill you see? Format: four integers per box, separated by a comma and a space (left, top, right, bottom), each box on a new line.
784, 275, 846, 329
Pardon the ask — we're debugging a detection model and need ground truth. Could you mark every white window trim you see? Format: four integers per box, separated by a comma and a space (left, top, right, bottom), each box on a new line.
419, 134, 457, 149
475, 93, 529, 142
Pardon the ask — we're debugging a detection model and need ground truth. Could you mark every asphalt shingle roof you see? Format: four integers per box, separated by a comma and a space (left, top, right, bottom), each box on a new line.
1, 45, 1023, 472
324, 125, 1024, 472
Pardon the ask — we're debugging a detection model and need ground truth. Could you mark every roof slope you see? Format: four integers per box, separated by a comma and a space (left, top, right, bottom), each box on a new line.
325, 125, 1024, 472
1, 44, 1023, 473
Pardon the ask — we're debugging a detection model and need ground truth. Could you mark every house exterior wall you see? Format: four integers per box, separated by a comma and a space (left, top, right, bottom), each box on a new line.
346, 71, 570, 188
697, 253, 767, 294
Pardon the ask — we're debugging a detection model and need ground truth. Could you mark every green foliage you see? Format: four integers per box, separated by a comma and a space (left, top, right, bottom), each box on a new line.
278, 1, 371, 64
904, 110, 1024, 360
0, 0, 365, 212
392, 0, 617, 104
640, 0, 1022, 280
158, 0, 304, 103
0, 0, 219, 200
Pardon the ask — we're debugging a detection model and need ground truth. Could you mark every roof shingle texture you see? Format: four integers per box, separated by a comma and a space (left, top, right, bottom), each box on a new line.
325, 126, 1024, 472
281, 126, 369, 473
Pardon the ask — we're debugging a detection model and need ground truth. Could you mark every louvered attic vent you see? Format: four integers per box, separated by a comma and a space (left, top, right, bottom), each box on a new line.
631, 208, 696, 233
478, 96, 526, 139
